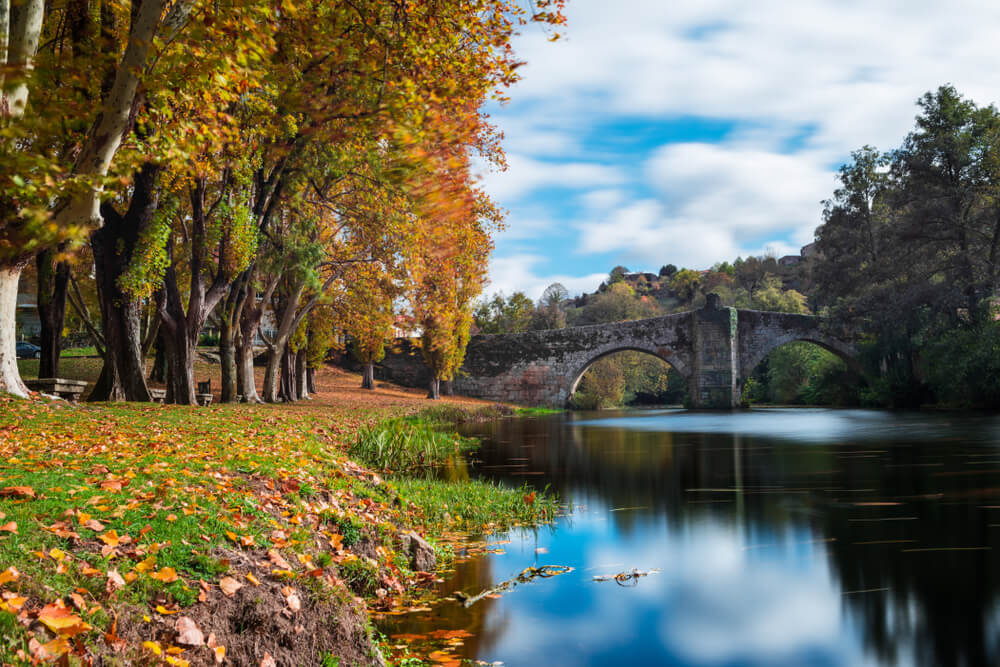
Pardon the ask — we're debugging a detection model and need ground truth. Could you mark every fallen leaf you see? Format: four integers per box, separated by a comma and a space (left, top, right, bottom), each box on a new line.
0, 522, 17, 534
134, 555, 157, 573
214, 646, 226, 664
106, 569, 126, 593
155, 604, 179, 615
260, 652, 277, 667
0, 567, 20, 586
0, 486, 35, 498
38, 602, 91, 637
150, 567, 179, 583
245, 572, 260, 586
219, 576, 242, 596
268, 549, 291, 570
31, 637, 70, 661
83, 518, 106, 532
175, 616, 204, 646
99, 530, 120, 547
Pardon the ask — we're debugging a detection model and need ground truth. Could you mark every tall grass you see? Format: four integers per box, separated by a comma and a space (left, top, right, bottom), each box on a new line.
349, 419, 477, 471
393, 477, 559, 531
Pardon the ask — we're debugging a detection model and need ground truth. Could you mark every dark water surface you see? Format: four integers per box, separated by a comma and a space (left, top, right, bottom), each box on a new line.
379, 408, 1000, 666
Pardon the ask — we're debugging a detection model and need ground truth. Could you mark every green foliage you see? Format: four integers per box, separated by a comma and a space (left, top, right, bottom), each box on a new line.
670, 269, 702, 302
751, 275, 809, 313
745, 342, 854, 405
572, 357, 625, 409
923, 319, 1000, 409
813, 86, 1000, 407
572, 281, 659, 325
608, 265, 630, 284
338, 557, 379, 597
659, 264, 678, 278
474, 291, 537, 333
117, 201, 173, 300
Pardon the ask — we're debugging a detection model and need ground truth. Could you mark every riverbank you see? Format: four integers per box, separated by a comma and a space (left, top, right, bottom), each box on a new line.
0, 367, 557, 666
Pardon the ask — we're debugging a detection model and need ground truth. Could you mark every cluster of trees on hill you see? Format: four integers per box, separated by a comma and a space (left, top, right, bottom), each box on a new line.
1, 0, 566, 403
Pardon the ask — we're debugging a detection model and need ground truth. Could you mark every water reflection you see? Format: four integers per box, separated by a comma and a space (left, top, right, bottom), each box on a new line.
380, 409, 1000, 666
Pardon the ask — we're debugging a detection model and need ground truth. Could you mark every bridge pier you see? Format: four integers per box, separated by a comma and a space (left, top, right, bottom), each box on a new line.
688, 294, 739, 409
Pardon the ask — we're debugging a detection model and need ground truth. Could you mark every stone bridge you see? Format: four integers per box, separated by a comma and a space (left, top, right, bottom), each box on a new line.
447, 294, 860, 408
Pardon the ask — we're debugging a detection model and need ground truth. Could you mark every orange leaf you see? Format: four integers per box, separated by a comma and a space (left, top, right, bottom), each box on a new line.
0, 486, 34, 498
0, 567, 20, 586
38, 602, 91, 637
150, 567, 179, 583
0, 522, 17, 534
98, 529, 120, 547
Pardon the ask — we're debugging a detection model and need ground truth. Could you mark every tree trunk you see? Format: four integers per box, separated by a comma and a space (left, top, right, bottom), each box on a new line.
164, 330, 197, 405
218, 276, 247, 404
149, 331, 166, 383
219, 324, 237, 403
158, 178, 231, 405
36, 249, 70, 379
262, 280, 305, 403
307, 366, 316, 394
427, 377, 441, 400
89, 164, 159, 402
237, 336, 259, 403
295, 350, 308, 400
361, 362, 375, 390
0, 263, 30, 398
278, 345, 296, 402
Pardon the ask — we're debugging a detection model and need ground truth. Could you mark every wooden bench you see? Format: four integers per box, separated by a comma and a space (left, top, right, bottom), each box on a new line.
25, 378, 88, 402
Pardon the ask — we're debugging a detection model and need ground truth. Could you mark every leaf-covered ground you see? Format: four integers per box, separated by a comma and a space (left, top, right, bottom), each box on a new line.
0, 367, 551, 666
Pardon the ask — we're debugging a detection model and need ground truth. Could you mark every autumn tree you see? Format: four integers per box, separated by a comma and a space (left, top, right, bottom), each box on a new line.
343, 266, 397, 390
1, 0, 213, 397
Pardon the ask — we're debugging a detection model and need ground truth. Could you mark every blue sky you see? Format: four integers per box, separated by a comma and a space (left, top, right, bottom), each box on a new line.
476, 0, 1000, 299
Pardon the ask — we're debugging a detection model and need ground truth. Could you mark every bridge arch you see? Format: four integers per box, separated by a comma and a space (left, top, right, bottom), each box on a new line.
738, 332, 861, 384
566, 344, 692, 401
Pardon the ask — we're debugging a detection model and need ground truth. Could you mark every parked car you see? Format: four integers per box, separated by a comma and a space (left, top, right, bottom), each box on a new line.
16, 341, 40, 359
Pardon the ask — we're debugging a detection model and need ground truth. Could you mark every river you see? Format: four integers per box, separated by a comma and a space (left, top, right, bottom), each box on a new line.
379, 408, 1000, 666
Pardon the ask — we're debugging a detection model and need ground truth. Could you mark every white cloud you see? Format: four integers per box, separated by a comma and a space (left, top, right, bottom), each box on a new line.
479, 153, 625, 201
481, 0, 1000, 292
486, 254, 606, 301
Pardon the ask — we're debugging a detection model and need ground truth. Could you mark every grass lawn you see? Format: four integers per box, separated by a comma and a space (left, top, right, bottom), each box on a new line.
0, 366, 555, 665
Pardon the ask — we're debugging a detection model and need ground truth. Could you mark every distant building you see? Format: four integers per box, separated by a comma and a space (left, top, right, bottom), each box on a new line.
800, 242, 818, 258
778, 255, 801, 267
15, 291, 40, 339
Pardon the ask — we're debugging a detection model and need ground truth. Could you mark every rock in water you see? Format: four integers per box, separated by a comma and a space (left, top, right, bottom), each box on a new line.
399, 531, 436, 572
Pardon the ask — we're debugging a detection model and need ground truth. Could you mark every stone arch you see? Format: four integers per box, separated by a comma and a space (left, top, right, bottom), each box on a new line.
565, 343, 692, 405
738, 332, 861, 384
